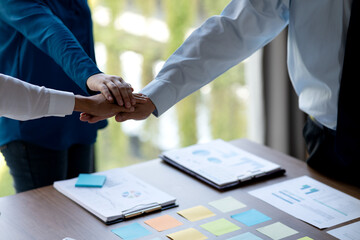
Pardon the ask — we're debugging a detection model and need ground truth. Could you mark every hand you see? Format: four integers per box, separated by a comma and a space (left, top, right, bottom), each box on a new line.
74, 94, 134, 123
86, 73, 135, 108
115, 94, 156, 122
79, 93, 151, 123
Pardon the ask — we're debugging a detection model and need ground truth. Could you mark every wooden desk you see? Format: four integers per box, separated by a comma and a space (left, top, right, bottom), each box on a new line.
1, 139, 359, 240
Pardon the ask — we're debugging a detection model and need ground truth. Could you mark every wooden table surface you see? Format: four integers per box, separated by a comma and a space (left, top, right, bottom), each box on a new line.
0, 139, 359, 240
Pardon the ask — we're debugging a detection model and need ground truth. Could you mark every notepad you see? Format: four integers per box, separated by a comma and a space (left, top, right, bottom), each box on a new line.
160, 139, 285, 190
75, 174, 106, 188
54, 168, 177, 224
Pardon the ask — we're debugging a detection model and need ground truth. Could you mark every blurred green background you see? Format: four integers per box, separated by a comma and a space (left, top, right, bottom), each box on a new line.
0, 0, 248, 197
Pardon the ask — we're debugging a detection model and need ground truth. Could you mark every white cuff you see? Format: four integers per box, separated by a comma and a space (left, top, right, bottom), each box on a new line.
48, 90, 75, 117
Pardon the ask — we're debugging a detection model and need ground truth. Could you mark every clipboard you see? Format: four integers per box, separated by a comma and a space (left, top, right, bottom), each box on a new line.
160, 139, 286, 190
54, 168, 177, 224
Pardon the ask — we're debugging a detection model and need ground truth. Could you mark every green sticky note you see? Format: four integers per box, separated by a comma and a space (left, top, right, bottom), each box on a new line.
256, 222, 298, 240
297, 237, 313, 240
75, 174, 106, 188
209, 196, 246, 213
200, 218, 241, 236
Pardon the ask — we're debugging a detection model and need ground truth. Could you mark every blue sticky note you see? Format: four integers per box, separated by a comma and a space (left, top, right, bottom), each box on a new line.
231, 209, 271, 226
227, 232, 264, 240
111, 222, 151, 240
75, 174, 106, 188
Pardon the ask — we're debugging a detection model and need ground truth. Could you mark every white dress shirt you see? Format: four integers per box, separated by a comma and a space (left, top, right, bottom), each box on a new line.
141, 0, 352, 130
0, 73, 74, 121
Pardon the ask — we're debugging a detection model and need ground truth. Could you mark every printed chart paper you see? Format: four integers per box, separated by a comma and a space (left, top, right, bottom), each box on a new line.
249, 176, 360, 229
327, 221, 360, 240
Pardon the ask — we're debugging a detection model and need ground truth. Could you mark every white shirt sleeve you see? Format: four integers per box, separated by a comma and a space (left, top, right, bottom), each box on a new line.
141, 0, 290, 116
0, 73, 75, 121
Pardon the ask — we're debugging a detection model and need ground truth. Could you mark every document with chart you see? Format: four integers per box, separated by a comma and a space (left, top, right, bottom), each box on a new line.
54, 168, 177, 224
249, 176, 360, 229
160, 139, 285, 190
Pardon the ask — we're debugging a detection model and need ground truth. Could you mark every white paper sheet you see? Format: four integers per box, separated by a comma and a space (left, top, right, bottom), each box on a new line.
327, 221, 360, 240
249, 176, 360, 229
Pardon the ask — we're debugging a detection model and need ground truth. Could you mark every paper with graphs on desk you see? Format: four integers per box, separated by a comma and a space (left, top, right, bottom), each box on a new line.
249, 176, 360, 229
160, 139, 285, 190
54, 168, 177, 224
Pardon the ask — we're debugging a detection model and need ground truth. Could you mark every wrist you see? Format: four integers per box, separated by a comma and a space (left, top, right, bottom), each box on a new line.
74, 95, 92, 113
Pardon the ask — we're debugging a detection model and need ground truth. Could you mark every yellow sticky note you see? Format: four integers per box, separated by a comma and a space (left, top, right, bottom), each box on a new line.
177, 205, 215, 222
167, 228, 208, 240
144, 215, 183, 232
297, 237, 314, 240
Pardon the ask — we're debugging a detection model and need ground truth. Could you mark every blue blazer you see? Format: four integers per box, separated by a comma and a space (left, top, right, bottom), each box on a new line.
0, 0, 107, 150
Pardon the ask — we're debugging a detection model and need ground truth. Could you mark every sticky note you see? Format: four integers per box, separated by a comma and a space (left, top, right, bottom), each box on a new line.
231, 209, 271, 226
75, 174, 106, 188
297, 237, 313, 240
167, 228, 208, 240
200, 218, 241, 236
227, 232, 264, 240
177, 205, 215, 222
111, 222, 151, 240
144, 214, 183, 231
209, 196, 246, 213
256, 222, 298, 240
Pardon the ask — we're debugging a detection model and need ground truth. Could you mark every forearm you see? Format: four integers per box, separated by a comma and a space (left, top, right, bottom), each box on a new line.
142, 0, 290, 116
0, 74, 74, 120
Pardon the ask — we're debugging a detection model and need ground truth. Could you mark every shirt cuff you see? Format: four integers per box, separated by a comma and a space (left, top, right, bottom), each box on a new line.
48, 90, 75, 117
140, 79, 178, 117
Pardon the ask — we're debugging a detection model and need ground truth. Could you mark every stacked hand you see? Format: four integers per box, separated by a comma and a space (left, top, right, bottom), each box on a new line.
77, 73, 155, 123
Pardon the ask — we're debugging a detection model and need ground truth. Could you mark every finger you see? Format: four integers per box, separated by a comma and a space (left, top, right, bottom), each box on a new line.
113, 80, 132, 108
105, 81, 123, 106
87, 115, 108, 124
99, 83, 114, 102
127, 84, 136, 105
115, 112, 134, 122
133, 95, 148, 103
80, 113, 92, 121
114, 106, 135, 113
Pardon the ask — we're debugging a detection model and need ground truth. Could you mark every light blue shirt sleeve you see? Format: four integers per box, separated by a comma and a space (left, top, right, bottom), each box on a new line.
141, 0, 290, 116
